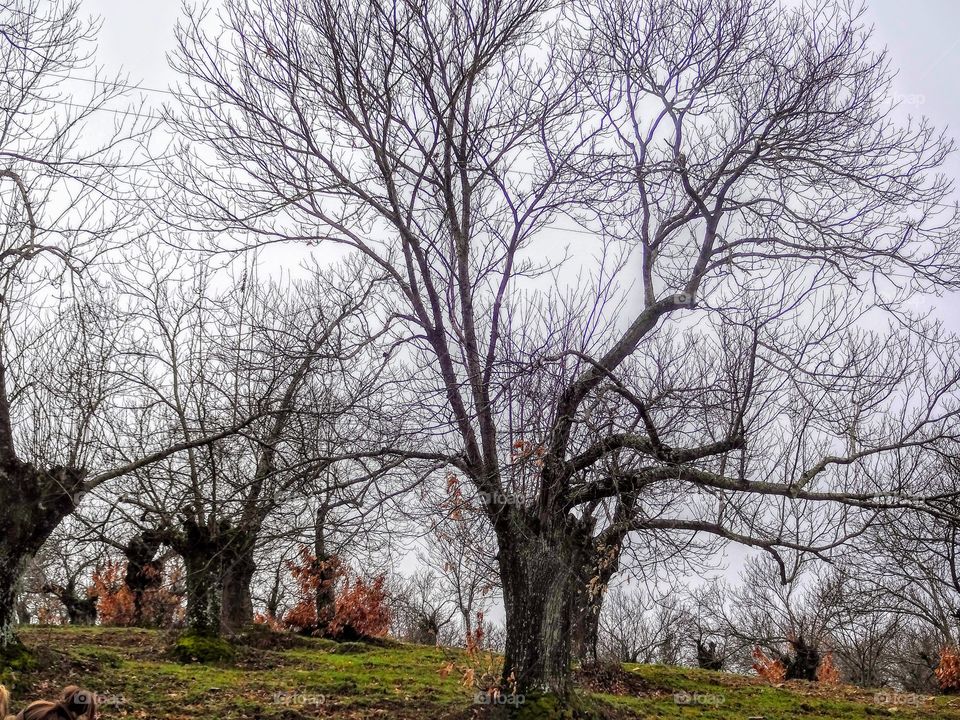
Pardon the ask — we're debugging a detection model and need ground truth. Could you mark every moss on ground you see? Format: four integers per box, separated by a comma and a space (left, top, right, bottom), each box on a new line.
0, 627, 958, 718
0, 637, 36, 689
171, 632, 236, 664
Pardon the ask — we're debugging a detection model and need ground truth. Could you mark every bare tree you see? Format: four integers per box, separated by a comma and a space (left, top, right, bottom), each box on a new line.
0, 0, 285, 653
101, 252, 390, 636
168, 0, 960, 693
841, 459, 960, 686
17, 519, 104, 626
390, 569, 461, 646
413, 473, 500, 642
827, 573, 903, 688
597, 588, 691, 665
696, 555, 847, 679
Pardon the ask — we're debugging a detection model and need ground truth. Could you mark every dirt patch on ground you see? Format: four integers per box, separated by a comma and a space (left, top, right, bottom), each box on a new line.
574, 662, 654, 696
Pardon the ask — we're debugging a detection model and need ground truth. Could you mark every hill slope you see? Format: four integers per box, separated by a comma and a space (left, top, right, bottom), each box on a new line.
1, 626, 957, 719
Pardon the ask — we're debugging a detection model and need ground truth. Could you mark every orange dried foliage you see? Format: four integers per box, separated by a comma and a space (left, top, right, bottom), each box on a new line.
92, 560, 182, 627
439, 613, 511, 701
35, 596, 67, 625
937, 646, 960, 693
328, 574, 390, 638
92, 561, 135, 625
279, 546, 390, 638
752, 646, 787, 683
511, 439, 545, 464
817, 651, 841, 684
253, 612, 284, 631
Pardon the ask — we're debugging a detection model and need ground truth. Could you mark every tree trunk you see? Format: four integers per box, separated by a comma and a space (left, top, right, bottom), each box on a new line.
177, 520, 226, 636
123, 531, 165, 626
313, 506, 338, 637
499, 525, 582, 696
314, 555, 338, 636
64, 595, 98, 625
182, 552, 222, 636
15, 596, 31, 625
783, 635, 821, 681
0, 461, 85, 652
266, 563, 282, 620
45, 579, 98, 625
572, 537, 624, 663
0, 554, 22, 651
220, 534, 256, 631
574, 595, 602, 663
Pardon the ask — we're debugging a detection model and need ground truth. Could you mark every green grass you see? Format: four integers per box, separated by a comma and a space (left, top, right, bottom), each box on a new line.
1, 626, 959, 718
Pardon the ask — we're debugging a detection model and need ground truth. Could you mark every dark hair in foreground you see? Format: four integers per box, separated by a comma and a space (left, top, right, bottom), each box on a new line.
15, 687, 96, 720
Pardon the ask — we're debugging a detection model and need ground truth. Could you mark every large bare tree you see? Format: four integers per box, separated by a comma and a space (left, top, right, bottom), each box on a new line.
169, 0, 960, 693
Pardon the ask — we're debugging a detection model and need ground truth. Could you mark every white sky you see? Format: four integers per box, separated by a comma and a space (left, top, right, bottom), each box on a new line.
79, 0, 960, 327
72, 0, 960, 593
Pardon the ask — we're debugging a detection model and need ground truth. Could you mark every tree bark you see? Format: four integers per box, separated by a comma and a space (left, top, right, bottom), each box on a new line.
166, 519, 259, 635
0, 460, 85, 651
314, 555, 338, 636
15, 596, 31, 625
573, 593, 602, 663
498, 522, 583, 696
182, 554, 222, 636
220, 533, 256, 631
123, 531, 165, 627
177, 520, 226, 636
0, 554, 22, 651
44, 578, 98, 625
313, 506, 338, 637
783, 636, 821, 681
572, 536, 625, 663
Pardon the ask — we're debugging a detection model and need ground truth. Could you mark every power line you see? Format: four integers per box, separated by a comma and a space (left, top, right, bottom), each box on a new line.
49, 72, 180, 99
45, 97, 162, 122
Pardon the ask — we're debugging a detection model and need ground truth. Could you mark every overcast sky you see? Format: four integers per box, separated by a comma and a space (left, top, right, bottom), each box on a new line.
80, 0, 960, 326
68, 0, 960, 590
82, 0, 960, 140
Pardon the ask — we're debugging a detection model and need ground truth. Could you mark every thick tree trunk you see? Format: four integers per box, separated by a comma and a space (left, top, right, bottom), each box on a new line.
696, 640, 724, 670
177, 520, 226, 636
220, 535, 256, 631
314, 555, 338, 636
0, 461, 85, 652
783, 635, 821, 681
169, 519, 257, 636
573, 594, 603, 663
15, 597, 31, 625
44, 579, 98, 625
64, 595, 98, 625
182, 552, 222, 636
313, 507, 338, 637
572, 537, 624, 662
123, 531, 165, 626
499, 526, 582, 696
0, 555, 22, 650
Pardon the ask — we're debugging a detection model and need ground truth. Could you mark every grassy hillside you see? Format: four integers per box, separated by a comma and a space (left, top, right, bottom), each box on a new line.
1, 626, 959, 719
